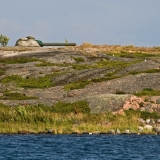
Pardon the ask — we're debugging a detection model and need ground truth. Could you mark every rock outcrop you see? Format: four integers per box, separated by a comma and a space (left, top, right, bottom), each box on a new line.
15, 36, 40, 47
0, 44, 160, 114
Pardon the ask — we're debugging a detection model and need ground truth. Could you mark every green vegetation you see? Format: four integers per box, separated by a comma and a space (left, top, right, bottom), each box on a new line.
95, 60, 130, 68
72, 64, 93, 70
0, 45, 160, 134
135, 88, 160, 96
125, 109, 160, 120
130, 69, 160, 75
107, 51, 160, 58
36, 61, 70, 67
71, 56, 85, 62
0, 57, 40, 64
52, 101, 90, 114
0, 46, 33, 52
0, 102, 159, 134
0, 92, 38, 100
0, 34, 10, 46
92, 75, 120, 82
64, 81, 91, 90
64, 72, 121, 90
0, 69, 5, 76
73, 59, 131, 70
144, 69, 160, 73
1, 74, 57, 88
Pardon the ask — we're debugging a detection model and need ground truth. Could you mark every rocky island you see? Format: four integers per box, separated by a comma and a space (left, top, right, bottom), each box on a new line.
0, 37, 160, 134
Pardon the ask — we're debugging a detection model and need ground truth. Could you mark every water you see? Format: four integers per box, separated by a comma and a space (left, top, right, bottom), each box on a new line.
0, 134, 160, 160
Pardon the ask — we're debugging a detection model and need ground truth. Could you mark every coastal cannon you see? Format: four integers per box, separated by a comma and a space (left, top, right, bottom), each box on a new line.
36, 40, 76, 47
15, 36, 76, 47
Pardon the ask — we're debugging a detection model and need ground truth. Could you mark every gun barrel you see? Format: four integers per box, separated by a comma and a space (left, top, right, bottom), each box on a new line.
42, 43, 76, 46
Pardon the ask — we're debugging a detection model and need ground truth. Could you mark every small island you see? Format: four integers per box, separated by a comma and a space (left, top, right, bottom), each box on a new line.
0, 37, 160, 135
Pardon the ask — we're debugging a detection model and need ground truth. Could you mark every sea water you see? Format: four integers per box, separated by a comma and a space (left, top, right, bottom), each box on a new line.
0, 134, 160, 160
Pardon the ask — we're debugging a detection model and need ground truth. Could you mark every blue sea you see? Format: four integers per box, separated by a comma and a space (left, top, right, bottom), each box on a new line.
0, 134, 160, 160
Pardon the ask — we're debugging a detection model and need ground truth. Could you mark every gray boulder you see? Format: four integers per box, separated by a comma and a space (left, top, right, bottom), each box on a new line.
15, 36, 40, 47
64, 94, 131, 113
153, 127, 160, 134
107, 129, 115, 134
146, 119, 151, 124
144, 125, 153, 130
115, 128, 121, 134
138, 126, 144, 132
138, 118, 146, 124
157, 119, 160, 123
124, 129, 130, 134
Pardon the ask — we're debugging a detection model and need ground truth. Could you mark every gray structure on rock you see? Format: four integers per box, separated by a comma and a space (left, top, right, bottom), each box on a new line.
15, 36, 76, 47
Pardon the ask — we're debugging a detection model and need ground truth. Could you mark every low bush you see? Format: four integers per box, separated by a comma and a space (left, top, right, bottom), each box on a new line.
0, 34, 10, 46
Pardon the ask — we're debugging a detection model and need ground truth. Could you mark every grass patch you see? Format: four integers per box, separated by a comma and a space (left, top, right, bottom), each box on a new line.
0, 103, 160, 134
0, 101, 90, 124
130, 69, 160, 75
71, 56, 85, 62
72, 64, 93, 70
52, 101, 91, 114
95, 60, 130, 68
107, 51, 160, 58
92, 75, 120, 82
144, 69, 160, 73
0, 92, 38, 100
36, 61, 70, 67
72, 59, 132, 70
64, 81, 91, 90
0, 57, 39, 64
125, 109, 160, 120
135, 88, 160, 96
0, 46, 34, 52
1, 74, 58, 88
64, 72, 121, 90
0, 69, 5, 76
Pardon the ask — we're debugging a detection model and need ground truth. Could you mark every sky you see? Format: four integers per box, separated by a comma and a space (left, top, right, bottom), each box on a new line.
0, 0, 160, 46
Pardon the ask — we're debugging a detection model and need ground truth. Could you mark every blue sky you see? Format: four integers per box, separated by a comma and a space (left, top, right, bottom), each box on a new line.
0, 0, 160, 46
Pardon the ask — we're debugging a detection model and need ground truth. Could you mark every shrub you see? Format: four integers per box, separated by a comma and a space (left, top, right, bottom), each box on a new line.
0, 34, 10, 46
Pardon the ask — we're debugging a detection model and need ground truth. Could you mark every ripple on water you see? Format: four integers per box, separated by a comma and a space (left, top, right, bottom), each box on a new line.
0, 134, 160, 160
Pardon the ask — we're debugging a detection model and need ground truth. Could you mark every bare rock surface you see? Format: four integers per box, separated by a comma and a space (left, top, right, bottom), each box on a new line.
0, 45, 160, 113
